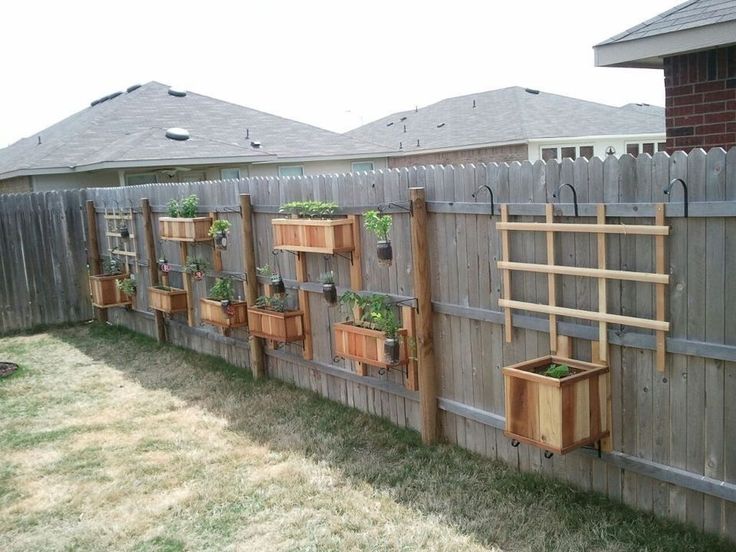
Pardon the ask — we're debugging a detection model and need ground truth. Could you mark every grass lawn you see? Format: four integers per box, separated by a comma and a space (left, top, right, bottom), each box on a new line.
0, 324, 733, 552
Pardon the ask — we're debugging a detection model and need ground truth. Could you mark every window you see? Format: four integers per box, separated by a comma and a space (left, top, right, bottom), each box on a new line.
352, 161, 374, 173
221, 168, 241, 180
560, 147, 576, 160
657, 142, 666, 151
579, 146, 594, 160
541, 148, 557, 161
642, 143, 655, 155
278, 166, 304, 177
541, 145, 594, 162
626, 143, 640, 156
125, 173, 157, 186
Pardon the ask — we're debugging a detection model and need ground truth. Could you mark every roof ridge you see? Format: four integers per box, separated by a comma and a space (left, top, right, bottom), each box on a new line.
595, 0, 700, 45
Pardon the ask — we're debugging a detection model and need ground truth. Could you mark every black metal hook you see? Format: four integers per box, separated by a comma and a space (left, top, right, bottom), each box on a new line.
378, 201, 413, 216
664, 178, 688, 218
552, 183, 579, 217
471, 184, 494, 218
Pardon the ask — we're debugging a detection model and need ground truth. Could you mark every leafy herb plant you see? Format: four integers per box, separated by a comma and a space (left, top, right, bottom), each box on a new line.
255, 294, 289, 313
209, 278, 235, 302
166, 195, 200, 218
543, 363, 571, 379
338, 291, 400, 338
279, 200, 338, 219
208, 219, 232, 237
363, 211, 392, 241
115, 276, 136, 296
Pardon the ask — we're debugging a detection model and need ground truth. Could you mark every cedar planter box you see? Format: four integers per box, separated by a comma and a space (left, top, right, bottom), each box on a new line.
272, 218, 354, 254
247, 307, 304, 342
334, 322, 408, 369
148, 286, 188, 313
159, 217, 213, 242
503, 355, 609, 455
200, 298, 248, 329
90, 274, 132, 308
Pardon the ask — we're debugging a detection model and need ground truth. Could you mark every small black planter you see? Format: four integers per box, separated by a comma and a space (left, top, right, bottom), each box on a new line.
384, 337, 400, 365
119, 225, 130, 239
322, 283, 337, 305
270, 275, 286, 295
377, 240, 393, 267
214, 230, 228, 250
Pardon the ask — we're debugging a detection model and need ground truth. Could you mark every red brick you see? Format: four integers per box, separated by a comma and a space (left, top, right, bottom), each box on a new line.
674, 115, 703, 126
702, 133, 735, 146
668, 105, 695, 117
703, 111, 736, 123
696, 123, 726, 135
704, 89, 736, 102
693, 81, 725, 93
674, 93, 704, 106
726, 100, 736, 110
673, 135, 701, 147
692, 101, 725, 113
668, 84, 694, 96
726, 122, 736, 133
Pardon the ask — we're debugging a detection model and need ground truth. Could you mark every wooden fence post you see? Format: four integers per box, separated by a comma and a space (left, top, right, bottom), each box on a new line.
240, 194, 265, 379
85, 200, 107, 323
410, 187, 438, 444
141, 198, 166, 342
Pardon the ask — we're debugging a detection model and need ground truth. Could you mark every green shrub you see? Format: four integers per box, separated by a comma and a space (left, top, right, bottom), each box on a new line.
363, 210, 392, 241
279, 200, 338, 219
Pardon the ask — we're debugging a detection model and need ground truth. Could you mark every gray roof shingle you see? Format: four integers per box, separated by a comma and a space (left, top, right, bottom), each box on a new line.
597, 0, 736, 46
0, 82, 391, 177
346, 87, 664, 152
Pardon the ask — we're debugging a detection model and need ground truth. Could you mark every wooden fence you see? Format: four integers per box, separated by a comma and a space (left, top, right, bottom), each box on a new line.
0, 149, 735, 541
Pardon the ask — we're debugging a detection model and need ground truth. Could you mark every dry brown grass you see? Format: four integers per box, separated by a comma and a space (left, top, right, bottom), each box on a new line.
0, 324, 733, 552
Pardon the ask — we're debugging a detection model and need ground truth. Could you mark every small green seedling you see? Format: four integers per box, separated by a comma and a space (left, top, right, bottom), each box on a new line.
543, 363, 571, 379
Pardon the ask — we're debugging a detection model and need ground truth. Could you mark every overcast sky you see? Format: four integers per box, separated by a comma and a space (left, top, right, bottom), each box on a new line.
0, 0, 676, 148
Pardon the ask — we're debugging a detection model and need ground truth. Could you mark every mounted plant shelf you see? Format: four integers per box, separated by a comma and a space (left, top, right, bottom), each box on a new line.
90, 273, 132, 308
271, 218, 355, 254
247, 307, 305, 342
159, 217, 213, 242
200, 299, 248, 329
334, 322, 409, 368
503, 355, 609, 455
148, 286, 188, 313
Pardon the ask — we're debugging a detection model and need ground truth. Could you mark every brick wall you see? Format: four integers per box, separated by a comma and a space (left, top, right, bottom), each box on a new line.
388, 143, 528, 168
663, 45, 736, 152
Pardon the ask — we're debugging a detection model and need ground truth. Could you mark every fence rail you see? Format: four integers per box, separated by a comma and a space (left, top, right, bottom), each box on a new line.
1, 149, 735, 541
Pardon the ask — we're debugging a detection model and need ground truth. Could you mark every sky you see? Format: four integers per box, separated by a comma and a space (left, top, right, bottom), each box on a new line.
0, 0, 677, 148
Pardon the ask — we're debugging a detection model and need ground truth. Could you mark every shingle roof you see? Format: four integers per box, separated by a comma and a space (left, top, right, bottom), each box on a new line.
597, 0, 736, 46
346, 87, 664, 152
0, 82, 391, 177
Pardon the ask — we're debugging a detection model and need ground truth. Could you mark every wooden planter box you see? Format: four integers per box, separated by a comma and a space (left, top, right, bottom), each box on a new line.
159, 217, 213, 242
503, 355, 609, 455
272, 217, 354, 254
247, 307, 304, 342
89, 273, 132, 308
148, 286, 188, 313
200, 298, 248, 329
334, 322, 408, 368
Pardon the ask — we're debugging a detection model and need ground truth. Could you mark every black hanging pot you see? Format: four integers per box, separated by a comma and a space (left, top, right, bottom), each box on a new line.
322, 283, 337, 305
377, 240, 393, 267
384, 337, 400, 365
119, 225, 130, 239
214, 230, 228, 250
271, 275, 285, 295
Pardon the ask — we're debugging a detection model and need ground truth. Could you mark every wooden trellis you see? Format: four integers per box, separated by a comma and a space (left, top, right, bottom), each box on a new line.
104, 204, 137, 275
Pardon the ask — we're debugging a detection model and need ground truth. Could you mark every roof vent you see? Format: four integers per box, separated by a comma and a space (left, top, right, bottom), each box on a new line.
400, 116, 407, 122
416, 139, 421, 147
165, 128, 190, 141
250, 141, 261, 148
127, 84, 141, 93
473, 100, 476, 108
437, 122, 445, 128
525, 88, 540, 95
386, 122, 394, 127
107, 91, 123, 100
168, 87, 187, 97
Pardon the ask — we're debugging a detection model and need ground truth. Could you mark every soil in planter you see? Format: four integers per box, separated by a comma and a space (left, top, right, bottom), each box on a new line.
0, 362, 19, 378
153, 285, 179, 292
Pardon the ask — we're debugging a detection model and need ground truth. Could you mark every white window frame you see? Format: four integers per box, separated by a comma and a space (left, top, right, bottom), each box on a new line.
278, 165, 304, 178
125, 172, 158, 186
220, 168, 241, 180
351, 161, 374, 173
539, 145, 594, 161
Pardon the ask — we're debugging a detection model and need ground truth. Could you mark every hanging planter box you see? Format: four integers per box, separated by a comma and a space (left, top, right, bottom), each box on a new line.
200, 298, 248, 329
89, 274, 132, 308
148, 286, 188, 313
159, 217, 213, 242
272, 218, 354, 254
503, 355, 609, 455
333, 322, 409, 369
247, 307, 304, 342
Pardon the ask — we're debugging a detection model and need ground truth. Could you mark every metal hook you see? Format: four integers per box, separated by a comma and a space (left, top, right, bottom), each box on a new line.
552, 183, 579, 217
471, 184, 494, 218
664, 178, 688, 218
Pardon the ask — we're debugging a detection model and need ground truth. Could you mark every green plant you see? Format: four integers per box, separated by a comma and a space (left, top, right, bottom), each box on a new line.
255, 294, 288, 312
544, 363, 571, 379
166, 195, 199, 218
209, 278, 235, 302
102, 256, 122, 275
115, 276, 136, 296
184, 256, 208, 273
338, 291, 400, 338
256, 264, 277, 279
363, 210, 392, 241
208, 219, 232, 237
320, 271, 335, 285
279, 200, 338, 219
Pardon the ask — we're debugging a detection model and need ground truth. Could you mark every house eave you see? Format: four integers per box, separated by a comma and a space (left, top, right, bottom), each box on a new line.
528, 132, 665, 144
385, 140, 528, 157
594, 20, 736, 69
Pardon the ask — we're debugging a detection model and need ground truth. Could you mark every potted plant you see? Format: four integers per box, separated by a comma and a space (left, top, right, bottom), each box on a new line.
200, 277, 248, 329
320, 271, 337, 305
118, 223, 130, 239
184, 256, 208, 281
333, 291, 407, 367
159, 194, 213, 242
502, 355, 609, 455
257, 264, 285, 295
148, 284, 188, 313
115, 275, 137, 297
247, 293, 304, 342
272, 200, 355, 254
89, 256, 132, 308
209, 219, 232, 250
364, 210, 392, 267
